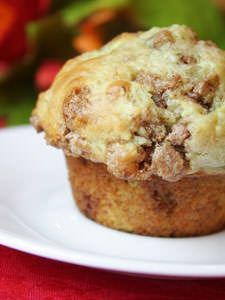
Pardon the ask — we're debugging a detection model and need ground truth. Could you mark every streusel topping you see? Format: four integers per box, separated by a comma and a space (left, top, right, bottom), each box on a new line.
31, 25, 225, 181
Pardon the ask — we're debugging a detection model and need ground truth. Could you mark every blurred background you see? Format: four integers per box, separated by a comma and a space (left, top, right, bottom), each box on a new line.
1, 0, 225, 127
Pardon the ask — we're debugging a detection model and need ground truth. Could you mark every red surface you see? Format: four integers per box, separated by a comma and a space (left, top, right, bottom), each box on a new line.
0, 245, 225, 299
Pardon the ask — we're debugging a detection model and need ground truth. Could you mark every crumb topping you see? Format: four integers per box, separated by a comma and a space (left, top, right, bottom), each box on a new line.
31, 25, 225, 181
150, 30, 175, 48
186, 75, 219, 110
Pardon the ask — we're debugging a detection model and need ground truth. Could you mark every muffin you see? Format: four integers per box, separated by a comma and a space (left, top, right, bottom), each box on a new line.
31, 25, 225, 237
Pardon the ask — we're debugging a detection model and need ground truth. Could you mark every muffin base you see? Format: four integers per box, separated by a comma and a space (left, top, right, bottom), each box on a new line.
66, 156, 225, 237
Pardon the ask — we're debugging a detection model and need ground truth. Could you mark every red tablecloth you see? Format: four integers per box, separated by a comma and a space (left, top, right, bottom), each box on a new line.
1, 245, 225, 300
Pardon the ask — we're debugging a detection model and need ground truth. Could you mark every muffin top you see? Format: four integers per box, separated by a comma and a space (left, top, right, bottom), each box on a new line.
31, 25, 225, 182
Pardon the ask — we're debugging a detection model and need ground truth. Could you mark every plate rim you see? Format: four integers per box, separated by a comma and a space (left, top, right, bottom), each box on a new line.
1, 125, 225, 278
1, 228, 225, 279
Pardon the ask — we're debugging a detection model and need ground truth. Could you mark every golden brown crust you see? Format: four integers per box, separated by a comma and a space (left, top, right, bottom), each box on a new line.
31, 25, 225, 182
66, 156, 225, 237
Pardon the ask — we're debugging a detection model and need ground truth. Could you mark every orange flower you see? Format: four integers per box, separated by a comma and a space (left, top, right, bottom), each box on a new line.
73, 32, 103, 53
0, 2, 15, 43
73, 9, 116, 53
0, 0, 50, 72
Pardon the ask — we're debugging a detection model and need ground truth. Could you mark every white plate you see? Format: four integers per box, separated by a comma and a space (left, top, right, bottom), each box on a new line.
1, 126, 225, 278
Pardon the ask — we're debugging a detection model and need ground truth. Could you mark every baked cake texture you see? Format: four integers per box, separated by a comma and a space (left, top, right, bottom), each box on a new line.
31, 25, 225, 236
66, 157, 225, 237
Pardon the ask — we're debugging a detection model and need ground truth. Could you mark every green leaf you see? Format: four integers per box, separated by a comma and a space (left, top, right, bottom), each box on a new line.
133, 0, 225, 48
27, 14, 75, 60
61, 0, 131, 26
0, 82, 36, 126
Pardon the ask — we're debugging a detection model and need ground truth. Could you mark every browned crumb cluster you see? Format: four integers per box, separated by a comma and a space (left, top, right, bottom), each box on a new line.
150, 29, 175, 48
186, 75, 219, 109
63, 87, 90, 129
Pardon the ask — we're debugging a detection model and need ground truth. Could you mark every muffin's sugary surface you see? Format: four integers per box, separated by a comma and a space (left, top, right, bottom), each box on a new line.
32, 25, 225, 181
